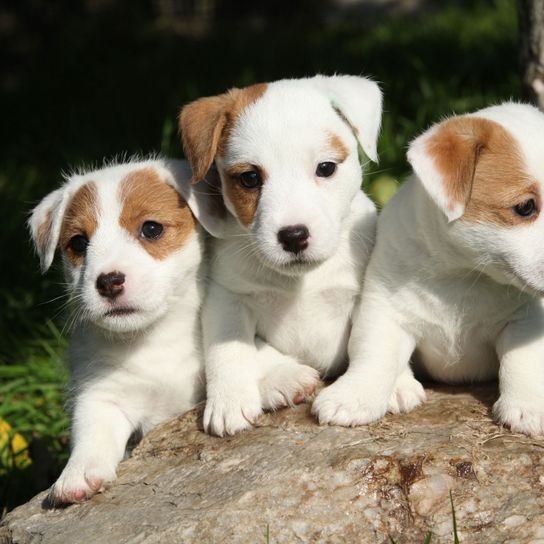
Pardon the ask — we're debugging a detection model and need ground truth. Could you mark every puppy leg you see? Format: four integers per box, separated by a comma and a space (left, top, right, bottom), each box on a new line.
387, 366, 426, 414
313, 295, 415, 426
255, 339, 321, 411
48, 397, 133, 506
202, 282, 266, 437
494, 304, 544, 437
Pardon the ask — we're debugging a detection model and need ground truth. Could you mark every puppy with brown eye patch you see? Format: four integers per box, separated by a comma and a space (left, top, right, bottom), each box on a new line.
179, 74, 382, 437
28, 158, 205, 505
313, 103, 544, 438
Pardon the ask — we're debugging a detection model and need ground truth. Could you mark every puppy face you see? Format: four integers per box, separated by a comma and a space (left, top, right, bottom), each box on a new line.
180, 75, 382, 275
408, 103, 544, 294
29, 160, 198, 332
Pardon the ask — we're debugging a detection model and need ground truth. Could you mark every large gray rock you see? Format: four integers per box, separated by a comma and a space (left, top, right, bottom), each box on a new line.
2, 384, 544, 543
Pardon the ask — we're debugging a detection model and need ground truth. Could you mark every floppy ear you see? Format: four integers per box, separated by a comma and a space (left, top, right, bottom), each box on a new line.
311, 75, 383, 163
407, 115, 492, 222
165, 159, 228, 239
28, 186, 71, 273
179, 93, 233, 183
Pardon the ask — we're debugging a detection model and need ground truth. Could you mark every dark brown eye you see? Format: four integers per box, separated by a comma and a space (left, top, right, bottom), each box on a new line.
68, 235, 89, 255
513, 199, 538, 218
316, 162, 337, 178
141, 221, 164, 240
239, 170, 262, 190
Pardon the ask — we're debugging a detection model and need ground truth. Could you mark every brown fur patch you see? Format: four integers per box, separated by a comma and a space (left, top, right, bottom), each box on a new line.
180, 83, 268, 226
179, 83, 268, 182
60, 183, 98, 266
119, 168, 196, 260
224, 164, 268, 226
327, 132, 349, 163
179, 94, 231, 183
427, 116, 538, 226
216, 84, 268, 158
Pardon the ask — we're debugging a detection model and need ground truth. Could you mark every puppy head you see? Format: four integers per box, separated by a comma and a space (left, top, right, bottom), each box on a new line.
407, 103, 544, 293
180, 75, 381, 275
29, 159, 199, 333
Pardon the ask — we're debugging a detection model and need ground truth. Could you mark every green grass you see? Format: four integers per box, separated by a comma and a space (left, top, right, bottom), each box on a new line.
0, 0, 519, 513
0, 320, 68, 512
451, 491, 460, 544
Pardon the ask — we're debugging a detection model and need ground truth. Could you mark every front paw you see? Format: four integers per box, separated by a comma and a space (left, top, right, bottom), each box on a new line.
259, 362, 321, 411
204, 385, 263, 437
312, 376, 388, 427
493, 395, 544, 437
387, 371, 426, 414
48, 459, 116, 506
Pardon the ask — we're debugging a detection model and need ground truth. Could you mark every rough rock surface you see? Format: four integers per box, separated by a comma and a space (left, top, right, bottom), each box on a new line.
2, 384, 544, 544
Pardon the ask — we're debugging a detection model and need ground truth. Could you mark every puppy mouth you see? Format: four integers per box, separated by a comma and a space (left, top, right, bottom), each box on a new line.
269, 254, 324, 275
104, 306, 139, 317
284, 255, 319, 266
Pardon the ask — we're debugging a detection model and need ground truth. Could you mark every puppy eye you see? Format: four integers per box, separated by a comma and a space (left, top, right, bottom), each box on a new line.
513, 198, 538, 218
239, 170, 262, 190
316, 162, 337, 178
68, 234, 89, 255
140, 221, 164, 240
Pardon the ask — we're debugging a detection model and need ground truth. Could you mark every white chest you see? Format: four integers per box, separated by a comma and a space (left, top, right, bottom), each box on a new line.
247, 280, 358, 376
214, 238, 364, 376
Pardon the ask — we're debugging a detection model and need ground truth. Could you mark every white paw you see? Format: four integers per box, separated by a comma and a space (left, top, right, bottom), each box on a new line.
312, 376, 388, 427
387, 372, 426, 414
48, 458, 116, 506
493, 395, 544, 437
259, 362, 321, 411
203, 385, 263, 437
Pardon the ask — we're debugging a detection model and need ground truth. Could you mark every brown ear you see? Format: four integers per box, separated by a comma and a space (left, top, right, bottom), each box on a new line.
179, 93, 233, 184
407, 116, 494, 221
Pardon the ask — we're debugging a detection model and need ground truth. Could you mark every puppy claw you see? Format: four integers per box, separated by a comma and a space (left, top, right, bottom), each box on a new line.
493, 396, 544, 437
259, 363, 321, 411
72, 489, 87, 502
84, 476, 104, 492
312, 377, 388, 427
204, 387, 263, 437
48, 462, 115, 506
387, 373, 426, 414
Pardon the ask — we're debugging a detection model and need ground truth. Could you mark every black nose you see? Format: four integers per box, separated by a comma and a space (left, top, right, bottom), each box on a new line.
277, 225, 310, 254
96, 271, 125, 300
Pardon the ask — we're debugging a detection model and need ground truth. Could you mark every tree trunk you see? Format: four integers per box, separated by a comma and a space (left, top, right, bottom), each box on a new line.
519, 0, 544, 110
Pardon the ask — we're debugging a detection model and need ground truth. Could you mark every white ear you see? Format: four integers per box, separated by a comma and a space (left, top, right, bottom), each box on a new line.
407, 115, 492, 222
310, 74, 383, 163
28, 186, 71, 273
165, 159, 228, 239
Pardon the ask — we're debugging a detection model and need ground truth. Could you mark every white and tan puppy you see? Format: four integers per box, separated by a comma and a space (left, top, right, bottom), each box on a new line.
29, 158, 205, 504
314, 103, 544, 437
180, 75, 381, 436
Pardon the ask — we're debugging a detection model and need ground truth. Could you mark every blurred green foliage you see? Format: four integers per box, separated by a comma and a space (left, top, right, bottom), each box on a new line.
0, 0, 519, 512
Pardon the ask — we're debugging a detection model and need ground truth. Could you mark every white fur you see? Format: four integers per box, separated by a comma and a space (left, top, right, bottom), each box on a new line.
29, 158, 205, 504
313, 103, 544, 438
184, 75, 381, 436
